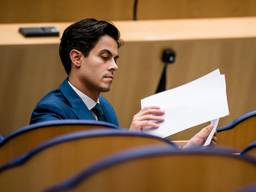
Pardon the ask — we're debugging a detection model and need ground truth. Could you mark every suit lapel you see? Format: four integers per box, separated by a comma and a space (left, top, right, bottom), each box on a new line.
99, 96, 115, 124
59, 80, 95, 120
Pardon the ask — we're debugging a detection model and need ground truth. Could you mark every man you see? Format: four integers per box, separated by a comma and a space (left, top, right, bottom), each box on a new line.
30, 18, 213, 146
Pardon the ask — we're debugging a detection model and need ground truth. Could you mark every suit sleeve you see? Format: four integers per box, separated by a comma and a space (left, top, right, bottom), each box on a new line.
30, 102, 69, 124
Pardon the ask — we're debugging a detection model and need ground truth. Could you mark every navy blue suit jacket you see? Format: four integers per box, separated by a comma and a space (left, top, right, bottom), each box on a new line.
30, 80, 119, 126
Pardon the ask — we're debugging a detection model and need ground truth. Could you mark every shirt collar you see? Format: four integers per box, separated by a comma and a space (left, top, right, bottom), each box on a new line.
68, 81, 99, 110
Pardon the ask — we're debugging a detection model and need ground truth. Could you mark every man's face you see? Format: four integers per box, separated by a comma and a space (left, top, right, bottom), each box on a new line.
78, 35, 119, 95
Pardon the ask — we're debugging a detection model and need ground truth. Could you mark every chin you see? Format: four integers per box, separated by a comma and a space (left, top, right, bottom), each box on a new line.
100, 86, 111, 92
98, 82, 112, 92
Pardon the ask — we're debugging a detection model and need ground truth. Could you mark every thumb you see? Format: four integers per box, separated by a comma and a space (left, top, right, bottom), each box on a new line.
184, 125, 213, 148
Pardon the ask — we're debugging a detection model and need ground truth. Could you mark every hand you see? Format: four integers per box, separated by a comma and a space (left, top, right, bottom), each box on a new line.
183, 125, 213, 148
129, 106, 164, 131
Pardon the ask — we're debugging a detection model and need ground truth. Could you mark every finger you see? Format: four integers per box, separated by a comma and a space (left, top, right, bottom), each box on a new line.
185, 125, 213, 147
142, 106, 161, 110
137, 114, 165, 122
197, 125, 213, 138
129, 119, 163, 131
140, 108, 165, 116
140, 120, 162, 131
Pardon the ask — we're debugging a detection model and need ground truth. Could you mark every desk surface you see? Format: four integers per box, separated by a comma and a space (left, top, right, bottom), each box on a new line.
1, 17, 256, 45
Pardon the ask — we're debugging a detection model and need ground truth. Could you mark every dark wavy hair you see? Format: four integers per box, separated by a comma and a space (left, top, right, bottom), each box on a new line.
59, 18, 121, 74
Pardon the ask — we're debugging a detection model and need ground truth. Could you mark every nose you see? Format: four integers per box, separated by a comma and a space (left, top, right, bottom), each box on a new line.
109, 59, 118, 71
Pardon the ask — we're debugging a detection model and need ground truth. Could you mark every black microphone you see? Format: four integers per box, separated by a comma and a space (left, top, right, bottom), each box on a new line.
155, 48, 176, 93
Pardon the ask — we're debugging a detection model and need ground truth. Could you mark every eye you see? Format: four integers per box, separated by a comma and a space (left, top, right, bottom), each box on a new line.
100, 54, 110, 61
114, 57, 119, 64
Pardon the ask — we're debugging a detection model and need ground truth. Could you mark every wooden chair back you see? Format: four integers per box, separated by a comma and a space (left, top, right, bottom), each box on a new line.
217, 110, 256, 150
0, 120, 117, 165
241, 141, 256, 158
0, 129, 174, 192
46, 146, 256, 192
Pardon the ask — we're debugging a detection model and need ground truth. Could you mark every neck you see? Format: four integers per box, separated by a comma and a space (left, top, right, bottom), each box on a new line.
68, 77, 100, 102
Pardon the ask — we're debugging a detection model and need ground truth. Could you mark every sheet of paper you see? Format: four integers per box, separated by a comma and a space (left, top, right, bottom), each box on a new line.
141, 69, 229, 138
204, 119, 219, 146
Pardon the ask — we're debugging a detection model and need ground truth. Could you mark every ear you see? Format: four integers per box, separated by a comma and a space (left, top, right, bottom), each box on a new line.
69, 49, 84, 68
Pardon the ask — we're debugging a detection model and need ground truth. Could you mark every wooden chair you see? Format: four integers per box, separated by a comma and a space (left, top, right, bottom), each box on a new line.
240, 141, 256, 158
0, 120, 117, 165
0, 129, 175, 192
217, 110, 256, 150
46, 146, 256, 192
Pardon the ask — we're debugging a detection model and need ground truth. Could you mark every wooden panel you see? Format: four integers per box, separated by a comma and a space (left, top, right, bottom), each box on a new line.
2, 0, 255, 23
165, 39, 256, 139
0, 45, 65, 135
138, 0, 256, 19
107, 35, 256, 140
0, 0, 133, 23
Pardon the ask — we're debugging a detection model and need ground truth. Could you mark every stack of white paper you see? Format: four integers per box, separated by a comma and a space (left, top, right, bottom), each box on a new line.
141, 69, 229, 140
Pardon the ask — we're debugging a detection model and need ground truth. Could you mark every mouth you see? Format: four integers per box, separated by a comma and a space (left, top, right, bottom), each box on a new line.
103, 75, 114, 81
103, 75, 114, 79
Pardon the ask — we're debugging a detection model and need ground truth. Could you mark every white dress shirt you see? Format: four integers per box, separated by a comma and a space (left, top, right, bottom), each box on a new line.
68, 81, 99, 120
